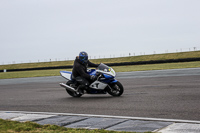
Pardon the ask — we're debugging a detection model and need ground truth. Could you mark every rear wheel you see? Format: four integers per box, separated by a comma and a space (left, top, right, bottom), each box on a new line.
107, 81, 124, 96
66, 82, 82, 98
66, 90, 82, 97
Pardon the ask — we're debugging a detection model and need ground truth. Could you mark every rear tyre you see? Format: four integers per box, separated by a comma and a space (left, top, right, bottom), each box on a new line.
66, 82, 82, 98
107, 81, 124, 97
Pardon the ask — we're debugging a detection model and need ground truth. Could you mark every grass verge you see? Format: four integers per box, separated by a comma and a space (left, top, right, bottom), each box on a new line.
0, 61, 200, 79
1, 51, 200, 70
0, 119, 150, 133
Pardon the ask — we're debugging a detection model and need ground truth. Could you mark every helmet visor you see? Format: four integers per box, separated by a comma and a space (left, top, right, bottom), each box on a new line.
79, 55, 88, 61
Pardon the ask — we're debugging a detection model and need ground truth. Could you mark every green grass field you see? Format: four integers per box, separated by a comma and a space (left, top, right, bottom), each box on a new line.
0, 61, 200, 79
1, 51, 200, 70
0, 51, 200, 79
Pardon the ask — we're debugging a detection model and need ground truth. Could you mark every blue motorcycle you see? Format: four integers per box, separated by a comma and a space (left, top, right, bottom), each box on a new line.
59, 63, 124, 97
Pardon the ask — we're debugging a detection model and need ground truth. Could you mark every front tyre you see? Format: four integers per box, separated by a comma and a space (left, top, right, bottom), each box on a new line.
107, 81, 124, 97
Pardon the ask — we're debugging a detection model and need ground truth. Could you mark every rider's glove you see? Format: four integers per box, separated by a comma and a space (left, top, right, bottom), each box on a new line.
90, 75, 97, 81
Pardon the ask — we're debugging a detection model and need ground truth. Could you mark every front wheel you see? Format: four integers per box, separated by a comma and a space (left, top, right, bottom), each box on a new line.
107, 81, 124, 97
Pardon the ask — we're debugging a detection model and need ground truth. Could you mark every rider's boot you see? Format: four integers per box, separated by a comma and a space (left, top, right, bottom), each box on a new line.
76, 85, 85, 94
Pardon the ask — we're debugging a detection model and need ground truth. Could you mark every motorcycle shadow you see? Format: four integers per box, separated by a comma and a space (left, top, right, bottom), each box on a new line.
60, 95, 122, 101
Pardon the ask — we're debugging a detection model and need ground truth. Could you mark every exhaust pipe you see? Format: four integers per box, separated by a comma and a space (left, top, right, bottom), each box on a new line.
59, 83, 77, 92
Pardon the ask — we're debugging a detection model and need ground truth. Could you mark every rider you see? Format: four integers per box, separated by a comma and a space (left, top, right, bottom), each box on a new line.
72, 51, 98, 94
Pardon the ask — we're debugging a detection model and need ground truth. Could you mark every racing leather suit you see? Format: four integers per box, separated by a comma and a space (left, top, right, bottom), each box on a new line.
72, 57, 98, 87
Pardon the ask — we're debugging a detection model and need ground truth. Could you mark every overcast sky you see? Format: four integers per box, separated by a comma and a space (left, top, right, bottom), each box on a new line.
0, 0, 200, 64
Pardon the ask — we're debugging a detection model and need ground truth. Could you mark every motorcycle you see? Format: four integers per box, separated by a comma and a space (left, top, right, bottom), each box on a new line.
59, 63, 124, 97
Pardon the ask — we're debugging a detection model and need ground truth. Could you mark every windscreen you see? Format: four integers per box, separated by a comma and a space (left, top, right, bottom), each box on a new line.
97, 63, 111, 72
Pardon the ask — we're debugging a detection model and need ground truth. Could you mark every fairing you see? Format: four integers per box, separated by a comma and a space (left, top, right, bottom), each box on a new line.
60, 71, 72, 80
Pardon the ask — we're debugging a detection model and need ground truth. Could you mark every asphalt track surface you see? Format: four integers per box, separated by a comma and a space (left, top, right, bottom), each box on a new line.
0, 68, 200, 121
